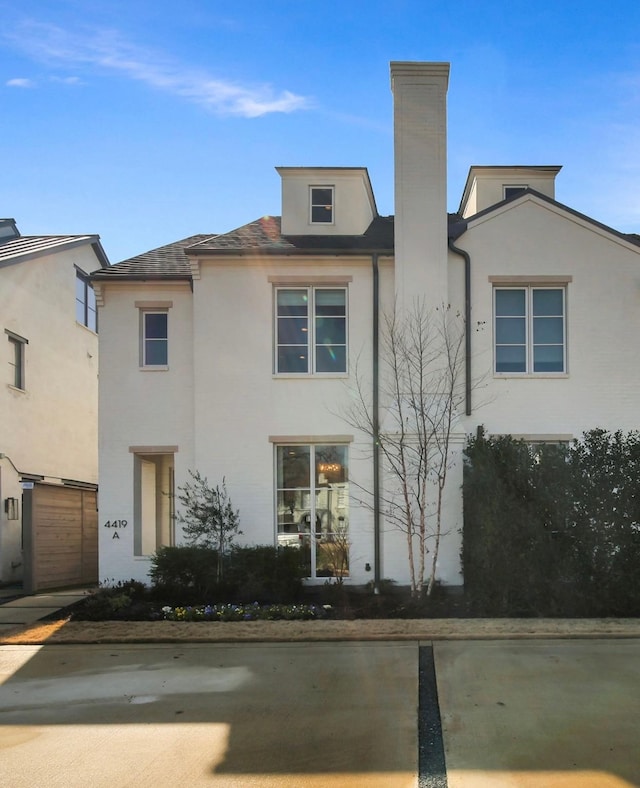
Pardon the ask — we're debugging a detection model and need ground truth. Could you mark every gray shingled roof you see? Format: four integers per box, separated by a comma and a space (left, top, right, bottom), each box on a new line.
0, 234, 109, 267
92, 234, 215, 280
91, 217, 395, 281
90, 201, 640, 284
187, 216, 394, 255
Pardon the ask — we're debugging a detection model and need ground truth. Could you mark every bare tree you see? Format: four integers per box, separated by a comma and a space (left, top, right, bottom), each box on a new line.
345, 301, 467, 597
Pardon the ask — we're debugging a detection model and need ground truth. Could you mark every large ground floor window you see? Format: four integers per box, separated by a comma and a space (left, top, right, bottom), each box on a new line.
276, 444, 349, 579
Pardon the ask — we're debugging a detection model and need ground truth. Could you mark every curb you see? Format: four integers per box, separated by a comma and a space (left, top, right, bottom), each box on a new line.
2, 617, 640, 646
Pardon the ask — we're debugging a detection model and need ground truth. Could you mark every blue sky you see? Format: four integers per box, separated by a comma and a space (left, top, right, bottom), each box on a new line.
1, 1, 639, 263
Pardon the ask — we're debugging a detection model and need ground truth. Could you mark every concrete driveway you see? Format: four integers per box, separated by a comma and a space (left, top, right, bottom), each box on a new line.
435, 639, 640, 788
0, 638, 638, 787
0, 642, 418, 787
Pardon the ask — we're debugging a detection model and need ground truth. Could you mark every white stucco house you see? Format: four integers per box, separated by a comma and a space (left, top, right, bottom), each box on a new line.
0, 218, 109, 591
94, 62, 640, 590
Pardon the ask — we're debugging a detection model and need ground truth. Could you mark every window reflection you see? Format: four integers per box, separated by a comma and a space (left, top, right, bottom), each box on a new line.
276, 444, 349, 578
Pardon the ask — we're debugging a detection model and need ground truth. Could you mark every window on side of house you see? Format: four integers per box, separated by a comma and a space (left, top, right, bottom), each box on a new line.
494, 286, 566, 374
310, 186, 334, 224
275, 443, 349, 579
133, 452, 175, 556
275, 287, 347, 374
503, 185, 527, 200
76, 271, 97, 331
5, 330, 27, 390
141, 312, 168, 367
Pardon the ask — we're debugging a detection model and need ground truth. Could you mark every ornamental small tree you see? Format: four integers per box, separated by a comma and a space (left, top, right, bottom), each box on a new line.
175, 471, 242, 582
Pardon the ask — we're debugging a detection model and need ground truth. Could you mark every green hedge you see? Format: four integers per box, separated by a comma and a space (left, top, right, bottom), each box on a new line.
463, 429, 640, 616
149, 544, 305, 605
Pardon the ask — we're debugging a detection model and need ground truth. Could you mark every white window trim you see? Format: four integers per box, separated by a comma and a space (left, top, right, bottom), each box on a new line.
139, 306, 170, 369
274, 285, 348, 376
273, 441, 350, 582
493, 285, 567, 376
309, 185, 335, 225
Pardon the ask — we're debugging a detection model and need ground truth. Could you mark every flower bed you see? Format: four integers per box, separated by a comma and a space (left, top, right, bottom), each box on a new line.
160, 602, 332, 622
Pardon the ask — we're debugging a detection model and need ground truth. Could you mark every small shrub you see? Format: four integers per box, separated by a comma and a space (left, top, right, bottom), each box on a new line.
149, 545, 220, 603
73, 580, 151, 621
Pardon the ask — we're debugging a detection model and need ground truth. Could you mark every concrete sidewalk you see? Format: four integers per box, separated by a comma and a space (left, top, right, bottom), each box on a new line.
0, 587, 91, 634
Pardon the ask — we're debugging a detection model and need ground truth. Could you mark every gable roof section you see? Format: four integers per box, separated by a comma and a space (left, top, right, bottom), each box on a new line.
456, 188, 640, 249
0, 233, 110, 268
91, 234, 214, 281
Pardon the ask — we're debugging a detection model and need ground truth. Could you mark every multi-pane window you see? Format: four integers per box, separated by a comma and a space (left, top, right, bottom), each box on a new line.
142, 312, 168, 366
6, 331, 27, 389
494, 287, 566, 374
275, 287, 347, 374
310, 186, 334, 224
76, 272, 97, 331
276, 444, 349, 579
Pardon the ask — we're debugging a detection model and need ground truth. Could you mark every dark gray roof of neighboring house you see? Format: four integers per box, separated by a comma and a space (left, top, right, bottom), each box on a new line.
0, 233, 110, 268
91, 234, 215, 280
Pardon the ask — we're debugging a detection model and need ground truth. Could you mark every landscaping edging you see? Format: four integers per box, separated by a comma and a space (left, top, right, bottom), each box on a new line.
2, 617, 640, 646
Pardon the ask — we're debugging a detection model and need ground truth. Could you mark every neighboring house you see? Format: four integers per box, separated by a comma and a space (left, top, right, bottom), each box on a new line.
0, 219, 109, 591
94, 62, 640, 589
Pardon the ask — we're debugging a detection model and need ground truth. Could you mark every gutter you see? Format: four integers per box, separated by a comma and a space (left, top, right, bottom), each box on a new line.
372, 253, 381, 592
447, 220, 471, 416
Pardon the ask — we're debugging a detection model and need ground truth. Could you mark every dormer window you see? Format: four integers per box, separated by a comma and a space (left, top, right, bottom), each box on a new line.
504, 185, 527, 200
310, 186, 334, 224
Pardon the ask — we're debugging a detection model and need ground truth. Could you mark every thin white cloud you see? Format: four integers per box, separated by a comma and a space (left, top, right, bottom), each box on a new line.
5, 22, 309, 117
51, 75, 82, 85
6, 77, 35, 88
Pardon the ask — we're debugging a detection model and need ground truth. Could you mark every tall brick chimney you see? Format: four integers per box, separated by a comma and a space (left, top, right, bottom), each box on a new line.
390, 62, 450, 311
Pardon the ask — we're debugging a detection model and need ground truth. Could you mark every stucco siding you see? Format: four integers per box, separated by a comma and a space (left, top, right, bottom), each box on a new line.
458, 198, 640, 437
97, 282, 194, 582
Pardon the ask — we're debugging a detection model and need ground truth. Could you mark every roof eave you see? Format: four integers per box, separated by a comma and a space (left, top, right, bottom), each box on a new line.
184, 246, 393, 257
90, 273, 192, 283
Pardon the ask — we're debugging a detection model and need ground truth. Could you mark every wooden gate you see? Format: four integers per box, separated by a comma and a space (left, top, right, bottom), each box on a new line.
23, 483, 98, 594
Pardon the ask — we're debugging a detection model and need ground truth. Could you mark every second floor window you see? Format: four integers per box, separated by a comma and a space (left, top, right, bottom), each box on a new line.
494, 286, 566, 374
76, 272, 97, 331
142, 312, 168, 367
6, 331, 27, 389
275, 287, 347, 374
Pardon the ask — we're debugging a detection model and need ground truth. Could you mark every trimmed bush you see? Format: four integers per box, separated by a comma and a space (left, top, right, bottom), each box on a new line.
149, 544, 305, 605
224, 545, 306, 603
149, 545, 220, 603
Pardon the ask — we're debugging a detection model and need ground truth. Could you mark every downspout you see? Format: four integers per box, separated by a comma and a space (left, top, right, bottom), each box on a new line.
372, 253, 381, 593
447, 230, 472, 416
